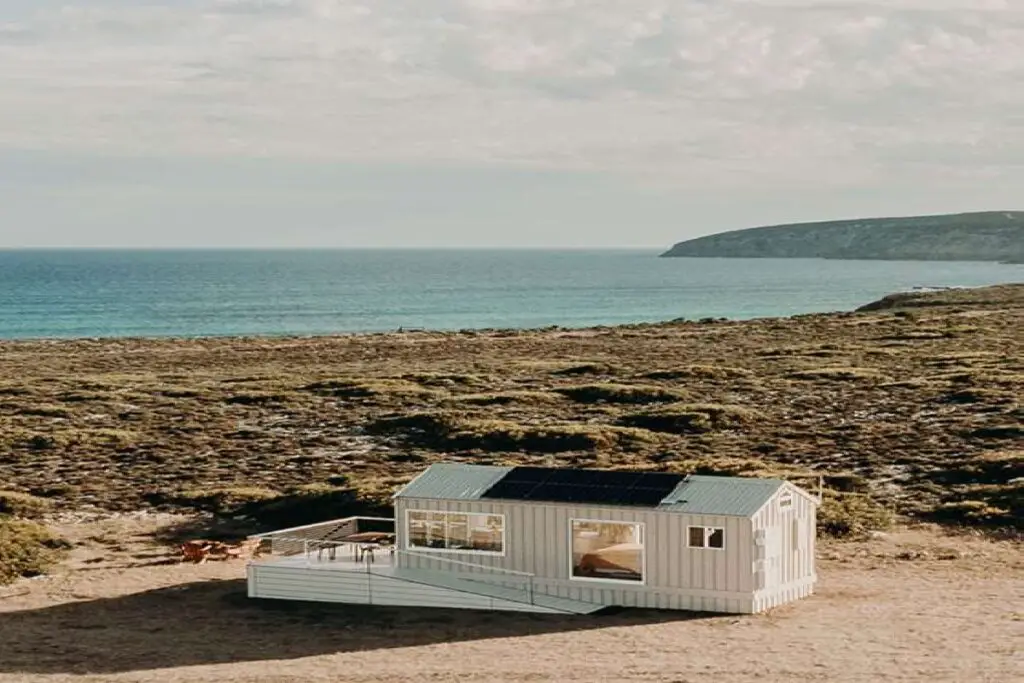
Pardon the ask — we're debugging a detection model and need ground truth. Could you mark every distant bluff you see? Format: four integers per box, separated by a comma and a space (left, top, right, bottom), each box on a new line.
660, 211, 1024, 263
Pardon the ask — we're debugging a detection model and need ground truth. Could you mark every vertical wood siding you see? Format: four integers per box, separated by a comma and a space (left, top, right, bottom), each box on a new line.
395, 496, 757, 612
750, 483, 818, 608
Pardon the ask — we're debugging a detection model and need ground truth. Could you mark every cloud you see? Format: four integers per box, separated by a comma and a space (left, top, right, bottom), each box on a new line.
1, 0, 1022, 189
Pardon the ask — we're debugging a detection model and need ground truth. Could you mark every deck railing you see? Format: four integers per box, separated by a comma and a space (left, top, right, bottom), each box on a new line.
249, 516, 394, 557
373, 548, 537, 605
251, 530, 539, 606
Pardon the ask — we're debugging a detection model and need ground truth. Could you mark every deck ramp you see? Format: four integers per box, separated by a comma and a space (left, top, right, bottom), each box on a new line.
387, 566, 603, 614
247, 561, 603, 614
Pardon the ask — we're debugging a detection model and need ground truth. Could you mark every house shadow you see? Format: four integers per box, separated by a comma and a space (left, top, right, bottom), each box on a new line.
0, 579, 720, 675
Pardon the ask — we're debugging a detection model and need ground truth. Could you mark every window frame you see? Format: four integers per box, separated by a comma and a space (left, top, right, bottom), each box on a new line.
568, 518, 647, 586
687, 525, 726, 550
404, 509, 506, 556
778, 492, 793, 508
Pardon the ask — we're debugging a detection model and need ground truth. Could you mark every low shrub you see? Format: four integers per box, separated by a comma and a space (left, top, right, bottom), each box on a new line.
555, 383, 686, 405
457, 391, 563, 406
817, 491, 893, 538
366, 412, 658, 453
169, 487, 282, 515
787, 367, 886, 382
640, 365, 753, 381
619, 403, 761, 434
0, 490, 53, 519
224, 393, 287, 406
240, 485, 377, 529
401, 373, 487, 387
0, 518, 69, 584
301, 379, 435, 399
929, 499, 1015, 526
550, 363, 617, 376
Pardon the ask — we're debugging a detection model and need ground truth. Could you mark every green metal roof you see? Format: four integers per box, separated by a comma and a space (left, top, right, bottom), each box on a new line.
658, 475, 785, 517
394, 463, 787, 517
394, 462, 512, 501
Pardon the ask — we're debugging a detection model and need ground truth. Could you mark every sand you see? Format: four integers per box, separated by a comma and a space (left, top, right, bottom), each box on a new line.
1, 516, 1020, 683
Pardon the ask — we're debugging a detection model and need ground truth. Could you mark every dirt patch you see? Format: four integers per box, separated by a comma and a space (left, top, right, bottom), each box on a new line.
0, 519, 1019, 683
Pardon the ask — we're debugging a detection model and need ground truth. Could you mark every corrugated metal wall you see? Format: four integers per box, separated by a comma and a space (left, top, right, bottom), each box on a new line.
395, 496, 757, 612
750, 483, 818, 606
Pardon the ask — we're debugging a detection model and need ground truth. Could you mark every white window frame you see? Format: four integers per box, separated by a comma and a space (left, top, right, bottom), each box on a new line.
568, 518, 647, 586
688, 525, 725, 550
404, 509, 506, 556
778, 491, 793, 508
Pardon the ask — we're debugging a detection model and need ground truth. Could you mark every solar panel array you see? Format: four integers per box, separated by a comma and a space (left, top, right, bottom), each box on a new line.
480, 466, 685, 507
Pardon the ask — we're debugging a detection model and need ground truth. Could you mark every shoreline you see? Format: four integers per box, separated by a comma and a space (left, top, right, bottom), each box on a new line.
2, 281, 1020, 346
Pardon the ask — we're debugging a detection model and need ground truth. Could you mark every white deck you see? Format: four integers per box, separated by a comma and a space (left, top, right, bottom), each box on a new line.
247, 554, 603, 614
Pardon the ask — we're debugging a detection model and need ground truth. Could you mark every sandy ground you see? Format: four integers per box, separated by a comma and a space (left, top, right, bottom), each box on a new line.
0, 516, 1020, 683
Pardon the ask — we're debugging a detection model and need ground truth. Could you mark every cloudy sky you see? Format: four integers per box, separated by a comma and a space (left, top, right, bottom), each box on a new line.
1, 0, 1022, 248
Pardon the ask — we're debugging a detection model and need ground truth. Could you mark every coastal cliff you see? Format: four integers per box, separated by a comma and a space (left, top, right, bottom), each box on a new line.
661, 211, 1024, 262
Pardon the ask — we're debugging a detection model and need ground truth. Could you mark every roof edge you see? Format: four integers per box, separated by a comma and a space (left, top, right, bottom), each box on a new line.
391, 465, 433, 500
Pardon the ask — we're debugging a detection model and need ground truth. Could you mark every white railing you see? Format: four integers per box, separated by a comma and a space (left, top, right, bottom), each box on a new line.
387, 547, 537, 605
249, 516, 394, 557
253, 532, 539, 606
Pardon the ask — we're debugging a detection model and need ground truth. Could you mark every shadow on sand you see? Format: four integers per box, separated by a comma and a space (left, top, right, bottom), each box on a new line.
0, 579, 718, 675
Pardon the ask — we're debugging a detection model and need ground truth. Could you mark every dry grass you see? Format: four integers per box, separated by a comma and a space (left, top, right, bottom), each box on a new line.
0, 491, 52, 519
0, 282, 1020, 542
787, 366, 888, 382
367, 412, 661, 453
640, 364, 754, 380
555, 383, 688, 404
619, 403, 762, 434
0, 517, 69, 584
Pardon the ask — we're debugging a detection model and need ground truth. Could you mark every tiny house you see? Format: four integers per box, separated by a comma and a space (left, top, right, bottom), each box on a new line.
247, 463, 820, 614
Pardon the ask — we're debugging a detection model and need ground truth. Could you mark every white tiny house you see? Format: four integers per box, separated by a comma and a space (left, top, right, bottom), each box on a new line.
247, 463, 820, 614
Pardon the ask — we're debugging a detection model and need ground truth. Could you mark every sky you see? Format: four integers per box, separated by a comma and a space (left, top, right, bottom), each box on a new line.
1, 0, 1022, 248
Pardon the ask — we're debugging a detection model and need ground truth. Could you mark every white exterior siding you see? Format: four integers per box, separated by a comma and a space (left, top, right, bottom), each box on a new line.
750, 483, 818, 610
247, 563, 573, 614
395, 496, 758, 613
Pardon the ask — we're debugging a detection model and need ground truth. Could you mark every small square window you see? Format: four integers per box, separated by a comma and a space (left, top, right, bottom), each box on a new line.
779, 493, 793, 508
688, 526, 724, 549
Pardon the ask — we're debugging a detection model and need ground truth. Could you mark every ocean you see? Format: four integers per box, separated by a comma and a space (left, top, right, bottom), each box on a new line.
0, 249, 1020, 340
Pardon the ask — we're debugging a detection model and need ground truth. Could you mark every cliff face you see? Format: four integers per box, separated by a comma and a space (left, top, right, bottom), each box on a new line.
661, 211, 1024, 262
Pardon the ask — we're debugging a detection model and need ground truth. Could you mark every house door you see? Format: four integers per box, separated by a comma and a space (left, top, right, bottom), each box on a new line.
754, 527, 782, 589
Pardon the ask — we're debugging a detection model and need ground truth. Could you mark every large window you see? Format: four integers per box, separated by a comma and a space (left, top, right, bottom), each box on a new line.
570, 520, 644, 583
406, 510, 504, 554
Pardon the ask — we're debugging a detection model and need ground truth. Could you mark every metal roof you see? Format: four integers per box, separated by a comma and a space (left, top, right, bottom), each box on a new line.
658, 475, 785, 517
395, 463, 786, 517
394, 462, 512, 501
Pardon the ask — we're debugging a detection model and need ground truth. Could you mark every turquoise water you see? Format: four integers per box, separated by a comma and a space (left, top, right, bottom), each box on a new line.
0, 249, 1020, 340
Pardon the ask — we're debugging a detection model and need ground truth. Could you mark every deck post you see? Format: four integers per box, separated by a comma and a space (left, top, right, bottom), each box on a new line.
527, 576, 534, 605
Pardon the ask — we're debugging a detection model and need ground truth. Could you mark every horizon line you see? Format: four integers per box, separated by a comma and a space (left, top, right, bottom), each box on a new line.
0, 245, 670, 252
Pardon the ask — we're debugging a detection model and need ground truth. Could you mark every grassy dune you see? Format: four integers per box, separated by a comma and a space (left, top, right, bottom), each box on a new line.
1, 284, 1022, 581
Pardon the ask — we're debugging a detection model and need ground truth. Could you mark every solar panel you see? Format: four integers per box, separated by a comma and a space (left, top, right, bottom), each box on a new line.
623, 487, 672, 506
481, 466, 684, 507
637, 472, 685, 487
481, 481, 539, 499
500, 466, 551, 484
